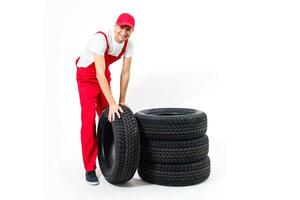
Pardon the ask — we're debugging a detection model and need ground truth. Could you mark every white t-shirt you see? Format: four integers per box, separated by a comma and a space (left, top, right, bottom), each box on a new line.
77, 27, 134, 67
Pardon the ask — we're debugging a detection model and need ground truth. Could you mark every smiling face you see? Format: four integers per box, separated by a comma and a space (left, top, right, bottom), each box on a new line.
114, 24, 133, 43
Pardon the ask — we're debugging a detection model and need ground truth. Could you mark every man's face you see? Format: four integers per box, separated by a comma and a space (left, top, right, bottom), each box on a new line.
114, 24, 133, 43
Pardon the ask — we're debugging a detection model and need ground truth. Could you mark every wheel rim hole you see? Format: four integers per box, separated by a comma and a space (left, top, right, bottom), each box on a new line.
102, 121, 115, 168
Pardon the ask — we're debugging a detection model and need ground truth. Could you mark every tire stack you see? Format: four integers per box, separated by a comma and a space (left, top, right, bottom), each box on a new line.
135, 108, 210, 186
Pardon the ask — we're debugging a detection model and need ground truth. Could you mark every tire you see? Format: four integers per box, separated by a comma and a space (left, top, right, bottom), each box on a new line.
138, 156, 211, 186
135, 108, 207, 140
141, 134, 209, 164
97, 105, 140, 184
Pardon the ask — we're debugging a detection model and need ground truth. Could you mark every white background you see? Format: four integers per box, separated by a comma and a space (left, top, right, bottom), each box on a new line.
0, 0, 300, 199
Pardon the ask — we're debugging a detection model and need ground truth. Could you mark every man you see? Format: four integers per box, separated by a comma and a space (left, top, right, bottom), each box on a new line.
75, 13, 135, 185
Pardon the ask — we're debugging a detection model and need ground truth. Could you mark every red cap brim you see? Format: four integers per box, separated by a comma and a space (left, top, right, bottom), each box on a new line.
116, 22, 134, 30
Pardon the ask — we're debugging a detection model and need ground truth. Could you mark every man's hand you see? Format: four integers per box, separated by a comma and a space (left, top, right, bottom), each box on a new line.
108, 102, 124, 122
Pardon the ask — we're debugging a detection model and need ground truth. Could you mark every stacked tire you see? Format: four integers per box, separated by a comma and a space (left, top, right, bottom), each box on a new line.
135, 108, 210, 186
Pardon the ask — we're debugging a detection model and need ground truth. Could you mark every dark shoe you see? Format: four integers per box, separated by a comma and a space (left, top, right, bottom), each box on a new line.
85, 170, 99, 185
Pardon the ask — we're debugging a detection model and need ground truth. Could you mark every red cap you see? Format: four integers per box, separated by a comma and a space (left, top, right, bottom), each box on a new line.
116, 13, 135, 31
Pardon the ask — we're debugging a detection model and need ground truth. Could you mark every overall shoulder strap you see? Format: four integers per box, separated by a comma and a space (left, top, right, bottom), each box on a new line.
95, 31, 109, 53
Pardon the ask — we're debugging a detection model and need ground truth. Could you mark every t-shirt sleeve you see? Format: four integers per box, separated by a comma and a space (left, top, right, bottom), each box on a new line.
88, 33, 107, 56
124, 39, 134, 58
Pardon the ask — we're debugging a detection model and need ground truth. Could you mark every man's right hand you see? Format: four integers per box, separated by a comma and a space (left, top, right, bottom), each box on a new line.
108, 102, 124, 122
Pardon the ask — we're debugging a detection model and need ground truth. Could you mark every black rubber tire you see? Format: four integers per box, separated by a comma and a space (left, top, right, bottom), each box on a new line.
141, 134, 209, 164
135, 108, 207, 140
97, 105, 140, 184
138, 156, 210, 186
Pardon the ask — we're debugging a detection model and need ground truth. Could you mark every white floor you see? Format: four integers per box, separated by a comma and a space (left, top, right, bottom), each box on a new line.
43, 162, 218, 200
42, 132, 300, 200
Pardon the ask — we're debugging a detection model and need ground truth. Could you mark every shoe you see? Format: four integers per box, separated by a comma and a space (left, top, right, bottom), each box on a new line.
85, 170, 99, 185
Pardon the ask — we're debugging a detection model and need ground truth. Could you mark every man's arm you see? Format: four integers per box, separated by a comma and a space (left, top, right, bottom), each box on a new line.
119, 57, 132, 104
94, 53, 123, 121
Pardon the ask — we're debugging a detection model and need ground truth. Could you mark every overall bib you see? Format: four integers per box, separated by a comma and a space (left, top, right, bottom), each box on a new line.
76, 31, 128, 171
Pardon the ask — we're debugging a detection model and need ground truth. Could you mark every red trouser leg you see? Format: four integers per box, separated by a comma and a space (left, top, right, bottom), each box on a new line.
77, 80, 99, 172
77, 76, 110, 172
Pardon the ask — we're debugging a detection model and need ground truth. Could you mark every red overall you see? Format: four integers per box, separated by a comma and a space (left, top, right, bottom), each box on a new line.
76, 31, 128, 171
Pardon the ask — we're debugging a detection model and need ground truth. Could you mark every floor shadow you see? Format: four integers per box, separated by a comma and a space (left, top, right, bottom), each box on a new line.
115, 177, 152, 187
